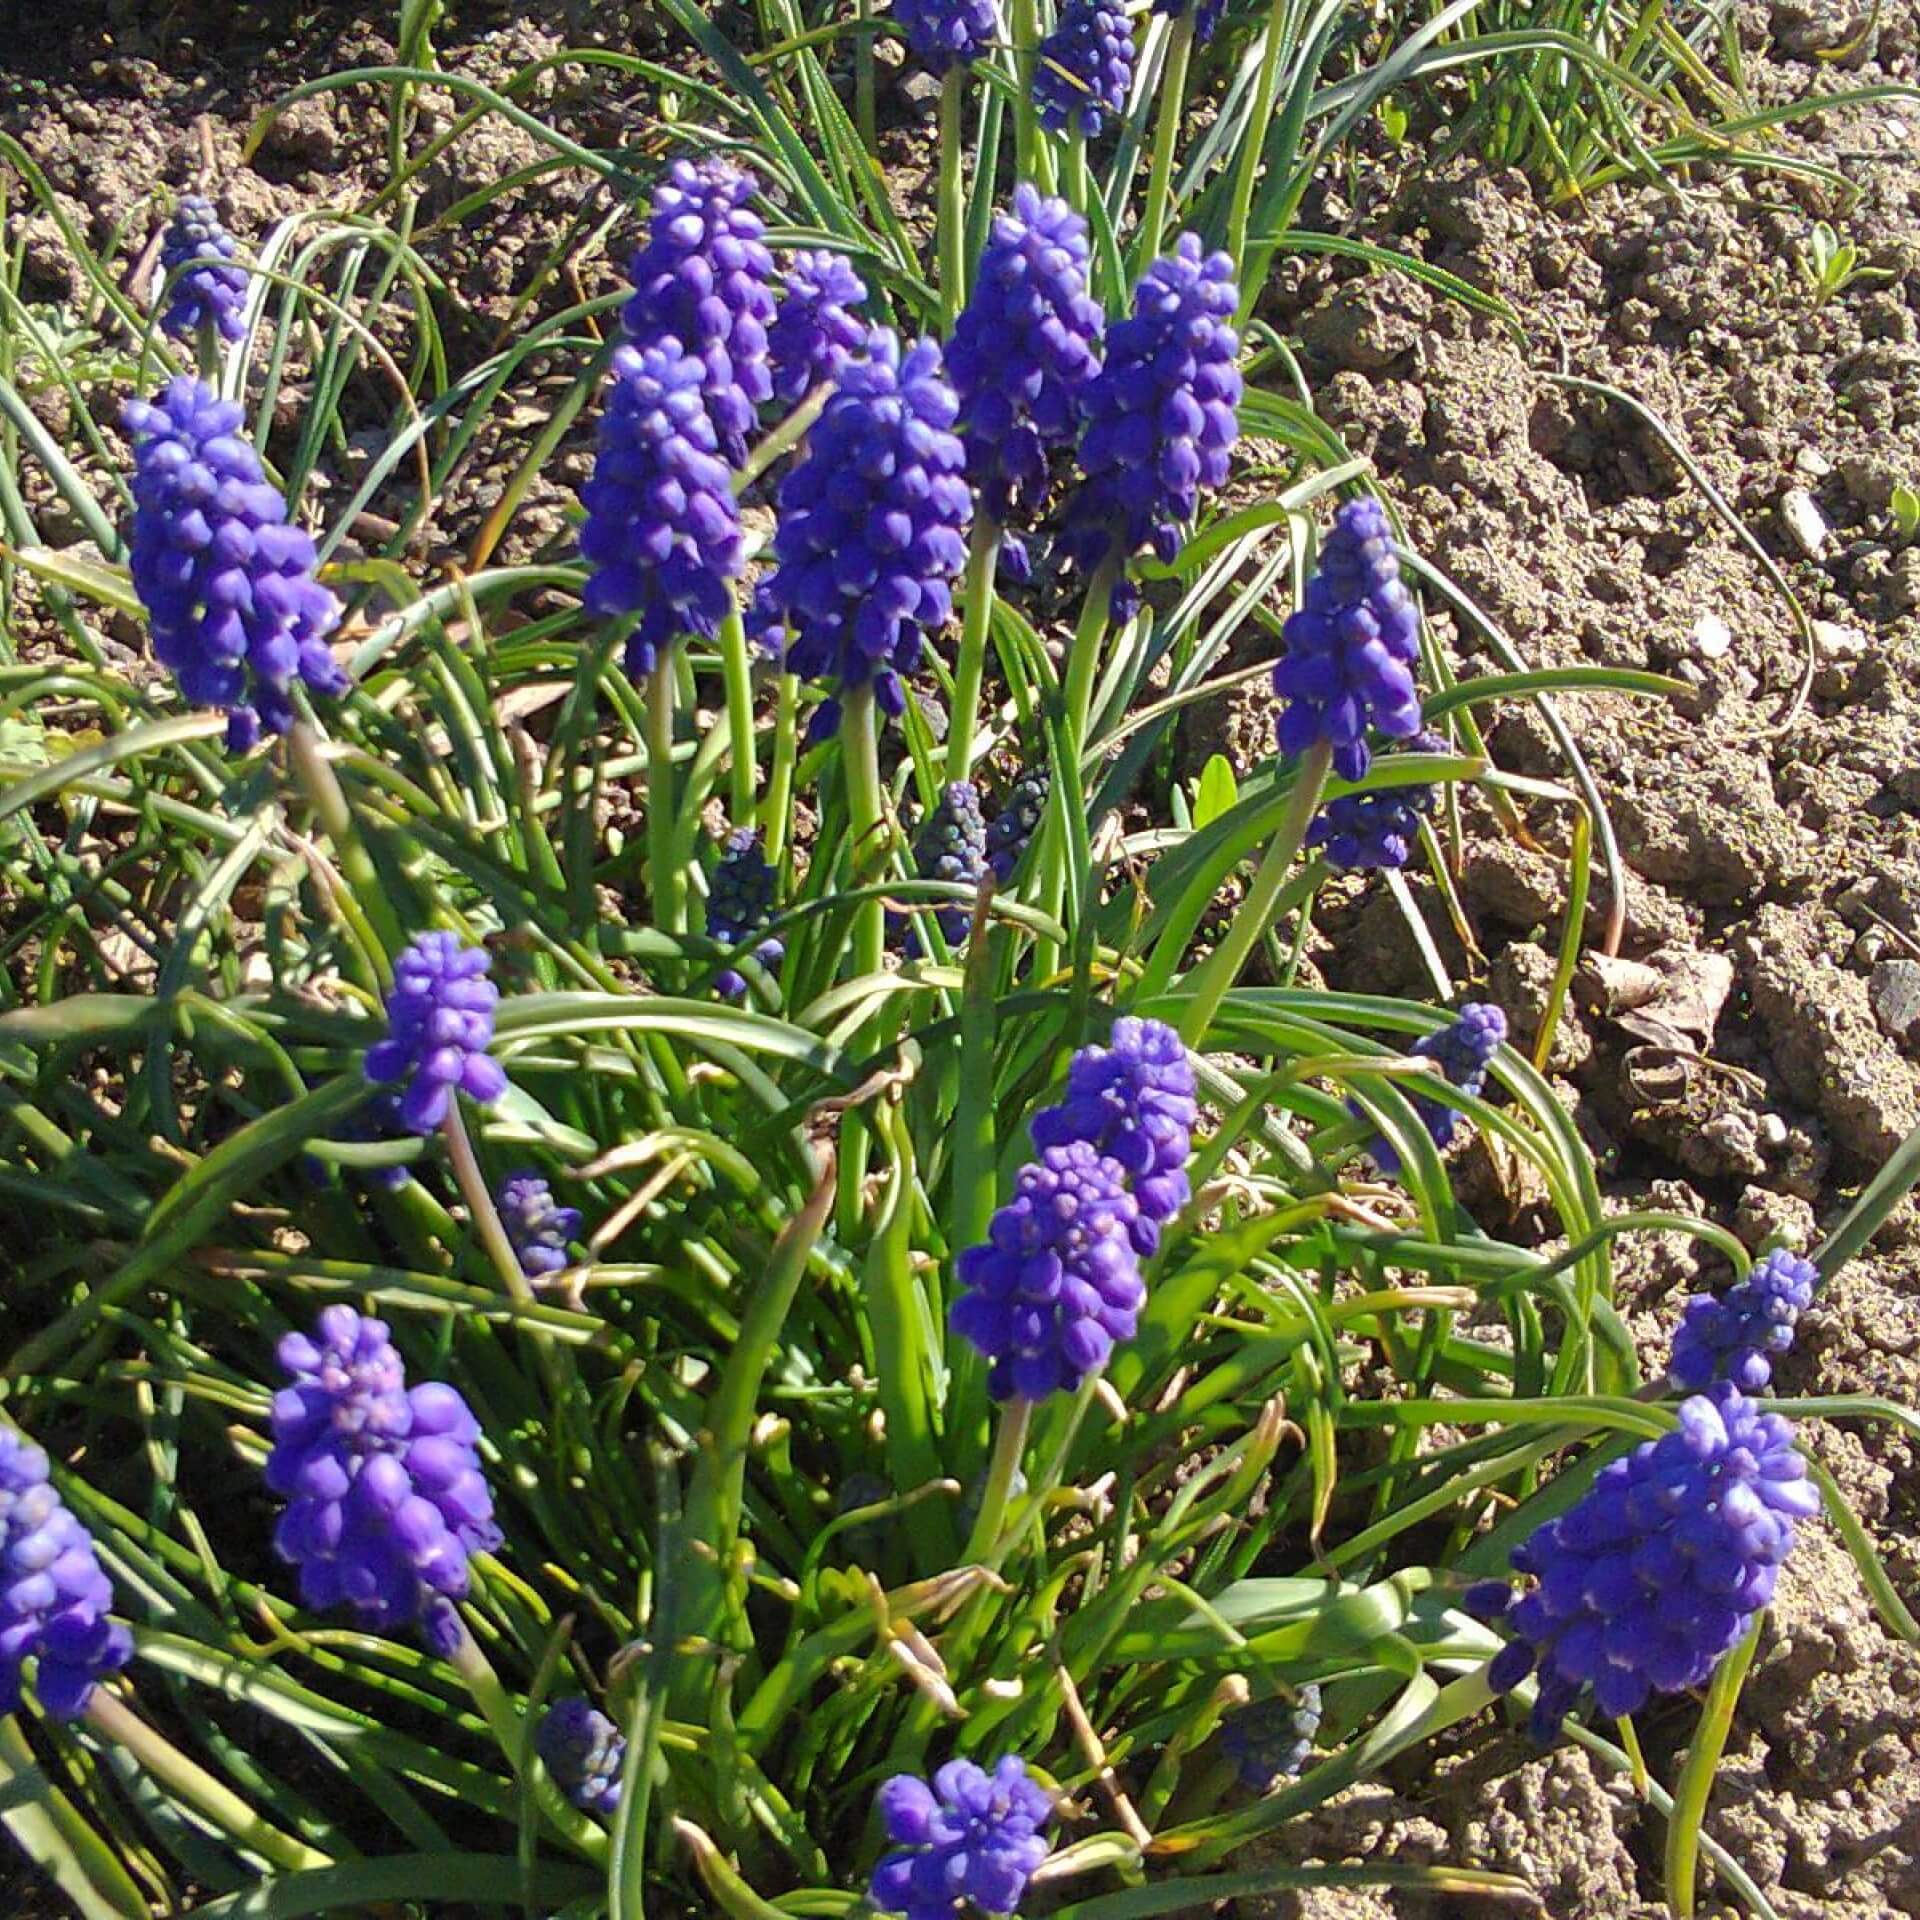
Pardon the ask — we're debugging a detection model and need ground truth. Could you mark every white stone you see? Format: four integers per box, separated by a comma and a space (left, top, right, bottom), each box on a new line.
1780, 487, 1830, 560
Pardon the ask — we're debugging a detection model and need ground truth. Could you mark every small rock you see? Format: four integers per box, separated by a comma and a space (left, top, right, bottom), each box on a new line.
1814, 618, 1869, 663
1793, 446, 1833, 479
1690, 612, 1734, 660
1868, 958, 1920, 1045
1779, 487, 1829, 560
897, 71, 944, 119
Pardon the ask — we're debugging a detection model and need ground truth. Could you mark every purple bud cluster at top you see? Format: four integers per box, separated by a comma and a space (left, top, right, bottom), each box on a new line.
947, 186, 1105, 526
1154, 0, 1227, 43
1031, 1015, 1199, 1224
1220, 1683, 1322, 1790
158, 194, 248, 344
1062, 235, 1242, 618
1670, 1249, 1819, 1394
1034, 0, 1135, 139
124, 377, 346, 754
707, 828, 784, 998
0, 1428, 132, 1720
762, 330, 972, 732
1363, 1002, 1506, 1175
987, 764, 1051, 884
364, 932, 508, 1135
499, 1173, 582, 1280
1308, 731, 1445, 872
622, 157, 775, 466
1466, 1383, 1815, 1738
870, 1756, 1054, 1920
266, 1308, 500, 1654
1273, 497, 1423, 781
768, 250, 869, 405
538, 1696, 626, 1815
894, 0, 1000, 76
579, 337, 744, 679
905, 780, 988, 950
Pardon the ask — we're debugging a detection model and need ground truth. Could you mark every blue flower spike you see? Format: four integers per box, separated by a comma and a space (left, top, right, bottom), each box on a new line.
1670, 1248, 1819, 1394
157, 194, 248, 345
364, 932, 508, 1136
1034, 0, 1135, 140
870, 1756, 1055, 1920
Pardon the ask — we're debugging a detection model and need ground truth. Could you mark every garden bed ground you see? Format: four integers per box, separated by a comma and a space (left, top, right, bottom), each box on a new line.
4, 2, 1920, 1915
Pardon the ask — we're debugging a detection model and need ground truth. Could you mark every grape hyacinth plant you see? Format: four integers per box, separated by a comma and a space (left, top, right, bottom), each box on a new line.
870, 1757, 1054, 1920
156, 193, 248, 345
1307, 731, 1446, 872
1466, 1384, 1817, 1738
902, 779, 988, 950
498, 1173, 583, 1280
894, 0, 1001, 76
1220, 1684, 1324, 1790
1362, 1002, 1507, 1174
1155, 0, 1227, 43
124, 377, 346, 752
706, 827, 783, 997
1670, 1248, 1820, 1393
363, 931, 508, 1134
767, 249, 870, 404
987, 762, 1051, 882
537, 1697, 627, 1815
1034, 0, 1135, 139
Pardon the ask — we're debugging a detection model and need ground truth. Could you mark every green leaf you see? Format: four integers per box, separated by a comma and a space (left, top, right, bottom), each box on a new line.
1192, 753, 1239, 830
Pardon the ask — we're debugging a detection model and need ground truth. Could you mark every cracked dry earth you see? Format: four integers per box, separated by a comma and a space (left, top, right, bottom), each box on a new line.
5, 1, 1920, 1916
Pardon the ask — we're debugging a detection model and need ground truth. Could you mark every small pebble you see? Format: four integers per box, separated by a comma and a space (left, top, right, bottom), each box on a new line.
1868, 958, 1920, 1046
1780, 487, 1829, 560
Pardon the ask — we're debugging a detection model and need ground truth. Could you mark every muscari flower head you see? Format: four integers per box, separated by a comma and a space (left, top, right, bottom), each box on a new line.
1466, 1383, 1816, 1739
904, 779, 988, 951
266, 1307, 501, 1655
498, 1173, 583, 1280
894, 0, 1001, 76
579, 336, 744, 680
1670, 1248, 1819, 1395
158, 193, 248, 344
1031, 1016, 1198, 1224
761, 329, 972, 733
768, 249, 869, 406
1155, 0, 1227, 43
1362, 1001, 1505, 1176
871, 1756, 1054, 1920
124, 377, 346, 753
947, 186, 1105, 526
0, 1429, 132, 1720
364, 931, 509, 1136
1307, 730, 1446, 873
707, 828, 783, 999
622, 156, 775, 466
951, 1140, 1151, 1401
1062, 235, 1241, 620
1034, 0, 1135, 139
537, 1696, 625, 1815
1220, 1683, 1323, 1790
1273, 496, 1423, 782
987, 763, 1051, 884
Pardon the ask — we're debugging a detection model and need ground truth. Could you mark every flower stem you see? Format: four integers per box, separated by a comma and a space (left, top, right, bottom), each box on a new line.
719, 603, 757, 827
443, 1098, 534, 1306
1136, 13, 1195, 268
1010, 0, 1041, 180
841, 685, 889, 989
938, 67, 968, 331
765, 671, 799, 867
855, 0, 878, 152
1177, 741, 1332, 1047
1228, 0, 1291, 293
945, 515, 1001, 786
647, 652, 685, 937
87, 1689, 333, 1874
963, 1395, 1033, 1561
1063, 128, 1090, 216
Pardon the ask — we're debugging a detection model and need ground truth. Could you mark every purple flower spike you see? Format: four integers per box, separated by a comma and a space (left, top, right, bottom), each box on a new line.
895, 0, 1000, 76
1308, 730, 1445, 873
1155, 0, 1227, 44
266, 1307, 501, 1650
364, 932, 508, 1135
986, 764, 1050, 884
761, 329, 972, 727
158, 194, 248, 344
0, 1428, 133, 1720
1362, 1002, 1505, 1175
870, 1755, 1054, 1920
1670, 1248, 1819, 1394
768, 250, 869, 405
707, 828, 783, 998
1062, 235, 1241, 615
951, 1141, 1150, 1402
1034, 0, 1135, 139
579, 337, 744, 679
499, 1173, 582, 1280
1031, 1016, 1198, 1224
124, 377, 346, 753
948, 186, 1105, 527
1470, 1383, 1816, 1739
538, 1696, 625, 1815
622, 157, 776, 466
1273, 497, 1424, 782
901, 780, 988, 952
1220, 1684, 1322, 1790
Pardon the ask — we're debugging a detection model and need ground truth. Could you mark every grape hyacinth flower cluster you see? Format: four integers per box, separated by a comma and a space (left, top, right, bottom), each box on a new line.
1363, 1002, 1506, 1175
707, 829, 783, 998
761, 330, 972, 732
498, 1173, 583, 1280
1034, 0, 1135, 139
870, 1757, 1054, 1920
1155, 0, 1227, 43
987, 764, 1050, 883
579, 338, 744, 678
768, 250, 869, 405
1273, 496, 1423, 781
947, 186, 1105, 526
537, 1697, 626, 1815
266, 1308, 500, 1654
894, 0, 1000, 76
622, 157, 775, 466
1670, 1248, 1820, 1394
0, 1428, 132, 1719
124, 377, 346, 753
904, 780, 988, 950
1466, 1384, 1816, 1738
1031, 1015, 1199, 1224
1063, 235, 1242, 618
364, 932, 508, 1135
1220, 1684, 1323, 1790
1307, 730, 1445, 872
157, 194, 248, 344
